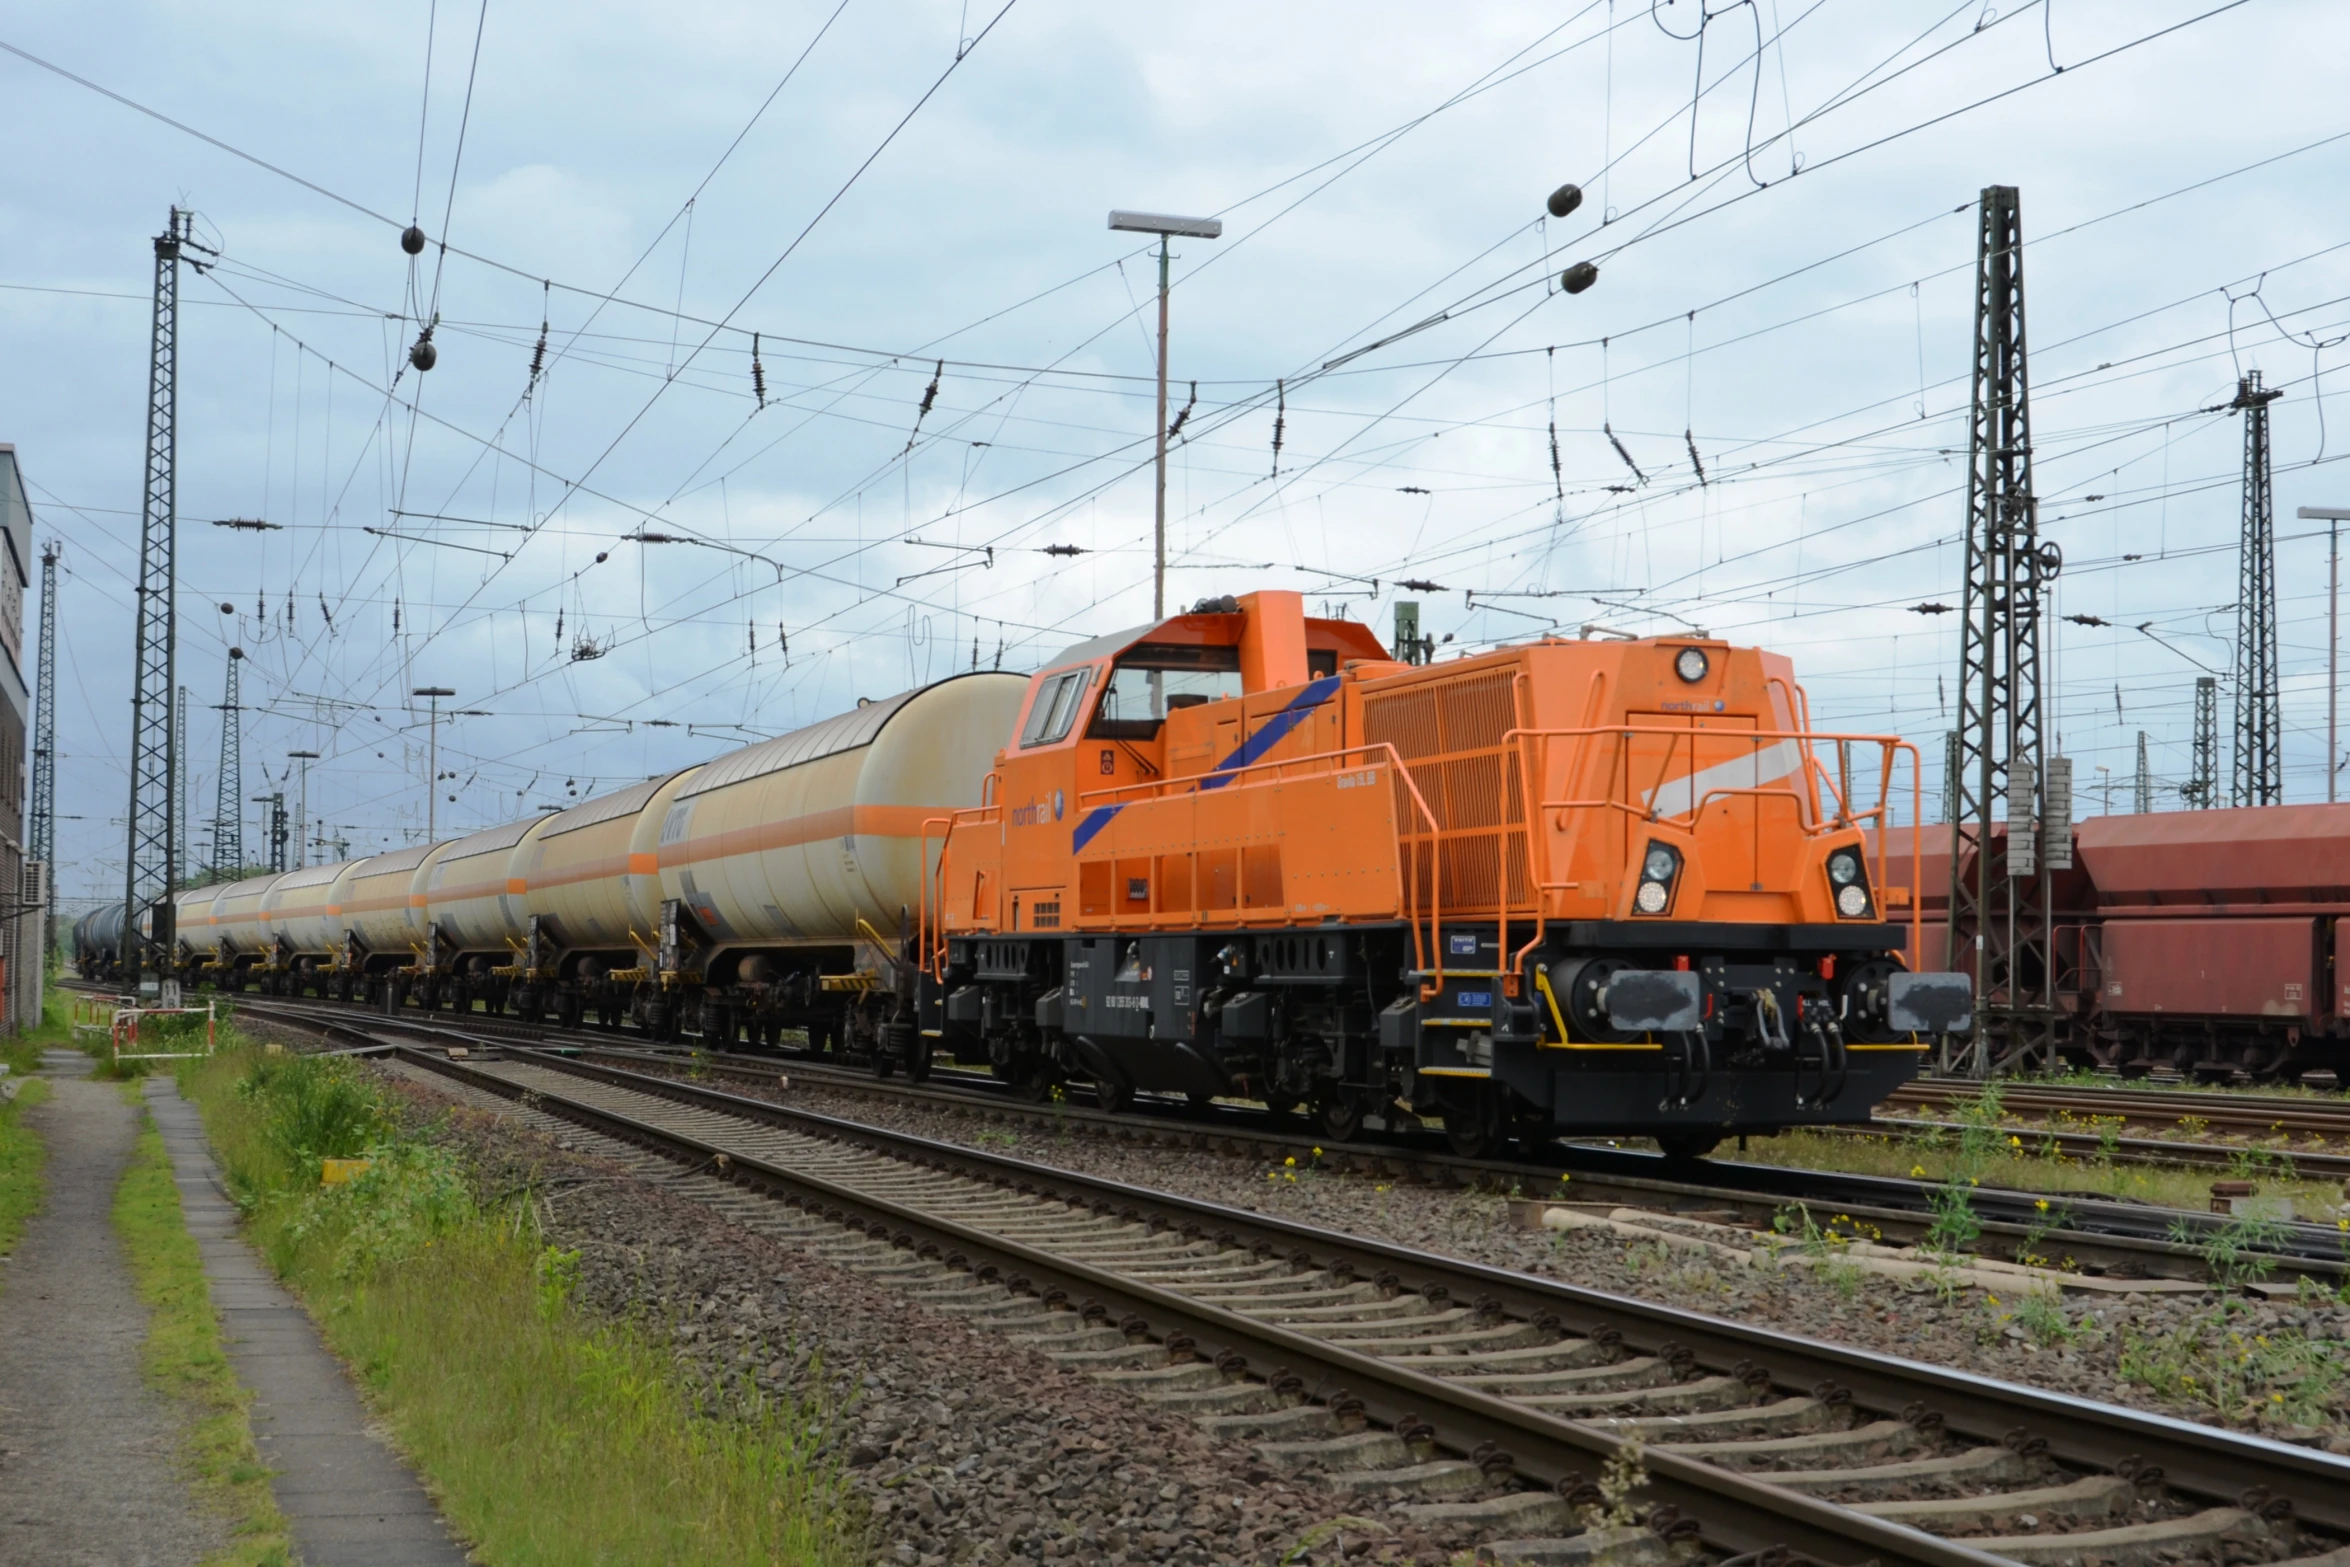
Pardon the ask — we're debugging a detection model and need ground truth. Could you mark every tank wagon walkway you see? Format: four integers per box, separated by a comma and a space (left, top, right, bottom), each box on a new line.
143, 1077, 469, 1567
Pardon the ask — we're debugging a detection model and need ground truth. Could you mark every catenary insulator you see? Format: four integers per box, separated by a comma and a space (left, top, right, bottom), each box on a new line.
1560, 261, 1599, 294
1546, 183, 1584, 219
402, 224, 426, 255
409, 335, 437, 372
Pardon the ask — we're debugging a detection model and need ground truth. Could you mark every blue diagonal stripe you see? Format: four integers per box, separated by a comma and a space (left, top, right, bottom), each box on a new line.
1071, 675, 1341, 851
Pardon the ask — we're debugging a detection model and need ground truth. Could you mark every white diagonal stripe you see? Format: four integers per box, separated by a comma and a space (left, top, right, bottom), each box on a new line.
1644, 738, 1806, 819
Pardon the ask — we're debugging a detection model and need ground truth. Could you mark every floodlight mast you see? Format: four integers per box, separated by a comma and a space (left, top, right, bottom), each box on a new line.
2301, 506, 2350, 803
413, 687, 455, 840
1108, 210, 1224, 620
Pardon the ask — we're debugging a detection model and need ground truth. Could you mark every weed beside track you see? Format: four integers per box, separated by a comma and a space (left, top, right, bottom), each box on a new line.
179, 1041, 866, 1567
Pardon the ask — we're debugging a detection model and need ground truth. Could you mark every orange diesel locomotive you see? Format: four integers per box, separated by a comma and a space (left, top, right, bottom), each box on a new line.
921, 590, 1970, 1156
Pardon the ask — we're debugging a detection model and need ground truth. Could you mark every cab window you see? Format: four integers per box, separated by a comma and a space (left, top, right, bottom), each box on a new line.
1089, 643, 1243, 739
1020, 667, 1094, 747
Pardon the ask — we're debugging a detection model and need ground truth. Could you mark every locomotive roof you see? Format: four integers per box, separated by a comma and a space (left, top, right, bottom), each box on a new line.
1049, 608, 1389, 673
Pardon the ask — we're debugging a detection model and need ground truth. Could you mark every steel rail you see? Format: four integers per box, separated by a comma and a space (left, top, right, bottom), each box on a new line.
409, 1043, 2350, 1540
392, 1041, 2013, 1567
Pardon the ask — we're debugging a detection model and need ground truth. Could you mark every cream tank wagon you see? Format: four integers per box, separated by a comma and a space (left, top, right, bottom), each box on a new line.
118, 672, 1026, 1067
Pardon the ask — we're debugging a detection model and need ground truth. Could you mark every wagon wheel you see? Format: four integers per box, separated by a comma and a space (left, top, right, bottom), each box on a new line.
1655, 1131, 1723, 1162
1315, 1094, 1366, 1144
1095, 1077, 1133, 1114
1438, 1081, 1504, 1161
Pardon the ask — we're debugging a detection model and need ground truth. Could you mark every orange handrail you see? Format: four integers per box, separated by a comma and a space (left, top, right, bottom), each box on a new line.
1501, 722, 1925, 981
1071, 740, 1445, 989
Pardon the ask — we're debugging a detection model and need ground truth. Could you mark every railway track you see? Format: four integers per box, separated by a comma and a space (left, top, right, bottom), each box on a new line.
357, 1033, 2349, 1567
1886, 1081, 2350, 1144
209, 990, 2350, 1287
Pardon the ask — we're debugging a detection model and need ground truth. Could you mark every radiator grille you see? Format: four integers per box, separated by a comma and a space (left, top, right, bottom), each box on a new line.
1363, 669, 1530, 913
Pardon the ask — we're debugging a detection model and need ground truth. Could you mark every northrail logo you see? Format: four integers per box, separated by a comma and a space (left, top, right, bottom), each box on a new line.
1008, 790, 1066, 828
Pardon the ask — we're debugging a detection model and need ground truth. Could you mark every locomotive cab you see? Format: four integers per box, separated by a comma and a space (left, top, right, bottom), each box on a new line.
925, 590, 1970, 1156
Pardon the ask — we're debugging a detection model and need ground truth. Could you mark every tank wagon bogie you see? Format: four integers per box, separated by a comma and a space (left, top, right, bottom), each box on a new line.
920, 591, 1969, 1156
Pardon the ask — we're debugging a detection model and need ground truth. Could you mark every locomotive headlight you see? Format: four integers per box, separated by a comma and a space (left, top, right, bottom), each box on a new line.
1674, 646, 1710, 683
1825, 847, 1873, 918
1633, 840, 1680, 916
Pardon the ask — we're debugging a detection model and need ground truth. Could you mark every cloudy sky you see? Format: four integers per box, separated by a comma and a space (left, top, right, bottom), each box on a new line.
5, 0, 2347, 903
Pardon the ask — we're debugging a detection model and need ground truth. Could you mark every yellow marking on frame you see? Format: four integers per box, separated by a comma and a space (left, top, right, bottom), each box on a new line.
1414, 1066, 1493, 1079
1534, 965, 1573, 1048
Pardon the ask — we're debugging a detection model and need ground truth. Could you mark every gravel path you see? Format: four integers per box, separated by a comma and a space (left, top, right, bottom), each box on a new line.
0, 1053, 223, 1567
383, 1070, 1462, 1566
728, 1073, 2350, 1447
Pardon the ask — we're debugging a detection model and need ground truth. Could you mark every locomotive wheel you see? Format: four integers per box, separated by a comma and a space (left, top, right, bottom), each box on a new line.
871, 1043, 896, 1079
1262, 1094, 1299, 1125
1438, 1082, 1504, 1160
1015, 1063, 1055, 1102
1316, 1094, 1366, 1143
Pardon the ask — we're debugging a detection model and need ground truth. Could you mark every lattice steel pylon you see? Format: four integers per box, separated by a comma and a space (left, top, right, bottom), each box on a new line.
172, 684, 189, 878
29, 544, 57, 959
2232, 370, 2284, 806
2185, 676, 2219, 807
121, 208, 203, 996
212, 648, 244, 880
2134, 730, 2153, 815
1946, 185, 2062, 1077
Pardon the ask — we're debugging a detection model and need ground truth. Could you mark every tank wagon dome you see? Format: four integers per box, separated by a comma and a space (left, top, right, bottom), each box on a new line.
203, 871, 283, 953
658, 671, 1029, 948
419, 814, 557, 954
341, 843, 443, 959
265, 859, 374, 956
514, 769, 702, 957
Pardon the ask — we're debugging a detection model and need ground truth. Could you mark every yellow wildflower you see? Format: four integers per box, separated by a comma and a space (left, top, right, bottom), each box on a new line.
1312, 1146, 1323, 1157
1910, 1165, 1926, 1178
2034, 1198, 2050, 1212
1284, 1156, 1296, 1168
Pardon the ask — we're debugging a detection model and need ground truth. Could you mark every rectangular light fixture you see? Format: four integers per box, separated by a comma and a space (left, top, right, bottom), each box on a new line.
1109, 210, 1222, 239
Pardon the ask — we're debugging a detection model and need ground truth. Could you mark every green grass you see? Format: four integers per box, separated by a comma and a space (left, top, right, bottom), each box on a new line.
113, 1105, 295, 1567
181, 1043, 866, 1567
1722, 1125, 2347, 1219
0, 1074, 51, 1257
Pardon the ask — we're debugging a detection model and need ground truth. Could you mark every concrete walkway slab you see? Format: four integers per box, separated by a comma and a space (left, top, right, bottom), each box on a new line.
142, 1077, 471, 1566
0, 1050, 223, 1567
